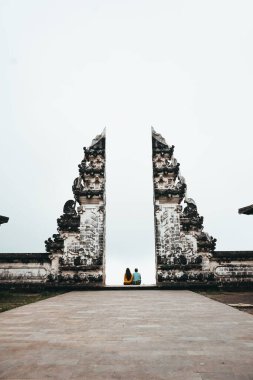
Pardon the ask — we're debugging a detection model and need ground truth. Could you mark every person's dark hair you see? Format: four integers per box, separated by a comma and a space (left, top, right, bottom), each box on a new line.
135, 268, 138, 272
125, 268, 132, 281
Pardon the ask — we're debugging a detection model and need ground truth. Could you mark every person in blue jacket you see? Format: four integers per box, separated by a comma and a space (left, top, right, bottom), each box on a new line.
132, 268, 141, 285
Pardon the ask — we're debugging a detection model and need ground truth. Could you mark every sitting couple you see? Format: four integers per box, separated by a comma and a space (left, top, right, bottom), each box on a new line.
124, 268, 141, 285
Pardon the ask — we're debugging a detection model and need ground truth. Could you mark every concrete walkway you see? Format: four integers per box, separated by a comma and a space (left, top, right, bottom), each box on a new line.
0, 290, 253, 380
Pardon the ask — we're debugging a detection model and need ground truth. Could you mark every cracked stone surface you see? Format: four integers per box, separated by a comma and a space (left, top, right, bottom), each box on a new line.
0, 290, 253, 379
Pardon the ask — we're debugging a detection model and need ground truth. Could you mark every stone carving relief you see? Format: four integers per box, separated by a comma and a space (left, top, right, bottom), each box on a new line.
0, 267, 48, 281
152, 128, 216, 285
45, 130, 106, 286
215, 265, 253, 278
57, 200, 80, 233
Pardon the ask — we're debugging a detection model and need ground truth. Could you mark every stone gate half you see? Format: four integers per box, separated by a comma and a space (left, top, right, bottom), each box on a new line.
45, 130, 106, 286
152, 128, 217, 286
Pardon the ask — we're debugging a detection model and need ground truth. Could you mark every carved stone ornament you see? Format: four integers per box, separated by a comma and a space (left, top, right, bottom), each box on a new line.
152, 127, 175, 157
180, 198, 204, 231
152, 128, 216, 285
45, 130, 106, 286
45, 234, 64, 254
57, 200, 80, 232
73, 130, 105, 203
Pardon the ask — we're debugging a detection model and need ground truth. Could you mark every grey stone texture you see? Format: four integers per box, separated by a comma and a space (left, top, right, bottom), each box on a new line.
0, 131, 106, 286
1, 128, 253, 288
152, 128, 253, 287
0, 290, 253, 379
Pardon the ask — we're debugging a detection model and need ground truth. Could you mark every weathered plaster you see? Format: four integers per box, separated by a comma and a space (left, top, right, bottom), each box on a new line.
152, 128, 253, 287
0, 262, 50, 282
0, 130, 106, 286
47, 129, 106, 286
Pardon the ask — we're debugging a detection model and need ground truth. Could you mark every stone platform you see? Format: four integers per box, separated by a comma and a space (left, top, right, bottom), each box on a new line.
0, 290, 253, 380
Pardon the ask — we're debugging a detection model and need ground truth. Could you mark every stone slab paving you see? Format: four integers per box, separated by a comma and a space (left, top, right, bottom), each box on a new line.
0, 290, 253, 380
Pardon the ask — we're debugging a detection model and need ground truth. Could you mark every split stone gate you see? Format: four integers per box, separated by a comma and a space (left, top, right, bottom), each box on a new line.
0, 129, 253, 287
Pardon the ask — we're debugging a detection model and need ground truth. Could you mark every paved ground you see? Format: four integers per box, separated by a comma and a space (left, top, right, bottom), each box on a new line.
197, 290, 253, 315
0, 290, 253, 380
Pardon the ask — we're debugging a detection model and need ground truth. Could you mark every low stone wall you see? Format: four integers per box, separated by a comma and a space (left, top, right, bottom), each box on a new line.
210, 251, 253, 287
157, 251, 253, 288
0, 252, 104, 287
0, 251, 253, 288
0, 253, 51, 284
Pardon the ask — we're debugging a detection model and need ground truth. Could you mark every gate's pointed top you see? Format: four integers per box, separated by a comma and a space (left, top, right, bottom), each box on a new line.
151, 127, 168, 147
91, 129, 106, 148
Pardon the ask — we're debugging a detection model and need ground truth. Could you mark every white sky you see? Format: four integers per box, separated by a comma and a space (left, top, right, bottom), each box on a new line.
0, 0, 253, 285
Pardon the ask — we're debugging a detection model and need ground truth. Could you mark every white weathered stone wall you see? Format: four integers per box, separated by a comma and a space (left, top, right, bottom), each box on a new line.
52, 130, 106, 286
0, 262, 51, 283
152, 128, 253, 287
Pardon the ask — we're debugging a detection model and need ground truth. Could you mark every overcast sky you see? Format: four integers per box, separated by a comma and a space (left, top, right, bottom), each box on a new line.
0, 0, 253, 284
